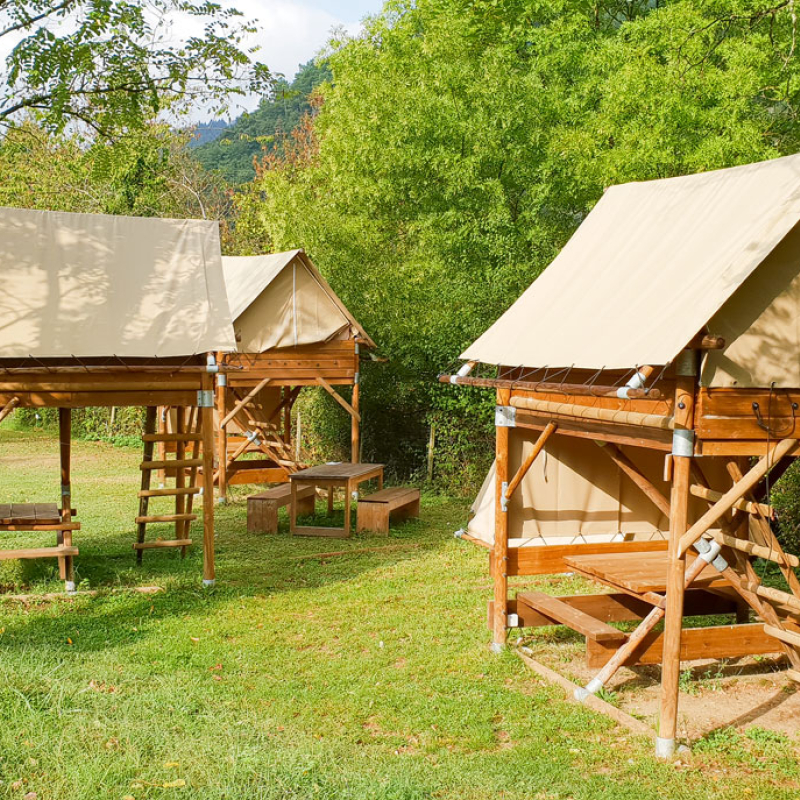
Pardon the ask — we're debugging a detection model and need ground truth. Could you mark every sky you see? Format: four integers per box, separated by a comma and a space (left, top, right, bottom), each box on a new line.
233, 0, 383, 80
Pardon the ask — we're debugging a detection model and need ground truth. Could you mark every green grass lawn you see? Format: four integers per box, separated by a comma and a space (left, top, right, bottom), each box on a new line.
0, 426, 798, 799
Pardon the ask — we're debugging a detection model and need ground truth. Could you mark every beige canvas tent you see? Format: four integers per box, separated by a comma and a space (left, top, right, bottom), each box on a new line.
183, 249, 375, 500
443, 154, 800, 756
0, 207, 236, 587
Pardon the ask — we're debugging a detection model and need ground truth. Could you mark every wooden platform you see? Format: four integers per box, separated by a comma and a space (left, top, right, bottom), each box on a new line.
563, 551, 728, 595
0, 503, 61, 524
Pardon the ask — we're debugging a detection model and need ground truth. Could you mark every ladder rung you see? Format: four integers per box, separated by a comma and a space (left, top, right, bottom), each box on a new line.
140, 459, 203, 471
763, 624, 800, 648
787, 668, 800, 683
143, 433, 202, 443
133, 539, 193, 550
138, 487, 201, 498
135, 513, 197, 524
707, 530, 800, 567
751, 584, 800, 614
0, 546, 79, 561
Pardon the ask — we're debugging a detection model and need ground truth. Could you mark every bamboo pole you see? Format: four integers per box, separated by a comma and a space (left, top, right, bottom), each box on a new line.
689, 484, 771, 517
440, 374, 663, 400
492, 387, 511, 652
201, 373, 216, 587
678, 438, 798, 556
657, 349, 697, 759
505, 422, 557, 500
510, 396, 674, 430
704, 529, 800, 567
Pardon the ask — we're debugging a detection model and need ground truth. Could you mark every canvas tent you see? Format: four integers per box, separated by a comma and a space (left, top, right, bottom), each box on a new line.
191, 249, 375, 500
0, 206, 235, 586
443, 154, 800, 756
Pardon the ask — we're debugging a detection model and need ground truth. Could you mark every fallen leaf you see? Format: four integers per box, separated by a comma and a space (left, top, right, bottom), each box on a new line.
23, 793, 37, 800
66, 638, 73, 645
163, 762, 179, 768
190, 637, 199, 643
122, 796, 136, 800
162, 779, 186, 788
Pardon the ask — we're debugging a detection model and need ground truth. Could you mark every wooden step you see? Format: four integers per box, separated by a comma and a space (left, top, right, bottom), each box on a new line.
138, 487, 201, 499
763, 624, 800, 648
0, 546, 79, 561
142, 433, 202, 443
133, 539, 193, 550
517, 591, 627, 643
134, 513, 197, 524
140, 459, 203, 471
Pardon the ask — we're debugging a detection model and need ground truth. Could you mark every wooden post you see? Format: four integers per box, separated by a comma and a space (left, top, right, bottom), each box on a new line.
58, 407, 75, 592
175, 408, 186, 541
216, 370, 228, 504
657, 349, 696, 759
283, 387, 292, 446
136, 407, 158, 565
351, 380, 360, 463
201, 373, 216, 587
492, 388, 511, 652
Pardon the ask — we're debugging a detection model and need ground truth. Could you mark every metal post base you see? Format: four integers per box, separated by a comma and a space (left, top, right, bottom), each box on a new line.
65, 581, 76, 595
655, 736, 676, 759
202, 579, 216, 588
490, 641, 505, 654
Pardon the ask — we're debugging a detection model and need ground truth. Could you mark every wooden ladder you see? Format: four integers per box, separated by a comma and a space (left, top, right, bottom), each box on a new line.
134, 406, 201, 561
695, 460, 800, 676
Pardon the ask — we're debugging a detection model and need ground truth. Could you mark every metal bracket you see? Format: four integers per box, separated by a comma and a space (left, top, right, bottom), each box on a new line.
672, 428, 695, 457
495, 405, 516, 428
507, 613, 520, 628
197, 389, 214, 408
217, 373, 227, 387
500, 481, 509, 513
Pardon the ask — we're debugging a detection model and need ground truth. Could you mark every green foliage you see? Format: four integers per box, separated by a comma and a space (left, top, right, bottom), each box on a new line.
768, 462, 800, 554
194, 60, 332, 183
233, 0, 800, 487
0, 0, 271, 136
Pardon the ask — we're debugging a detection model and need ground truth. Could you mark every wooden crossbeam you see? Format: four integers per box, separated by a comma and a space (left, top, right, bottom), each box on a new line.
690, 484, 771, 517
596, 441, 670, 518
505, 422, 557, 500
133, 539, 194, 551
0, 396, 20, 424
679, 438, 798, 555
316, 377, 361, 421
220, 378, 271, 428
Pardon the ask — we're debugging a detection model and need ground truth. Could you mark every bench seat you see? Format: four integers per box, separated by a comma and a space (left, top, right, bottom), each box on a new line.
247, 484, 315, 533
357, 487, 420, 534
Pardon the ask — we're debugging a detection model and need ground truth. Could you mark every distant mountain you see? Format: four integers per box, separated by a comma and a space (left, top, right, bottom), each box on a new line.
192, 60, 331, 184
189, 119, 230, 148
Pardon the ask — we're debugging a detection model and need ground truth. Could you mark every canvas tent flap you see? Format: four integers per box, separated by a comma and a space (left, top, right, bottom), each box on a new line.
462, 154, 800, 371
0, 207, 235, 358
222, 251, 375, 352
468, 433, 724, 548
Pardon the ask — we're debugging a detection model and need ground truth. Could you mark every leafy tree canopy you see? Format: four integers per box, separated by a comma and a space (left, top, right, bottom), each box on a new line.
0, 0, 272, 136
193, 59, 331, 183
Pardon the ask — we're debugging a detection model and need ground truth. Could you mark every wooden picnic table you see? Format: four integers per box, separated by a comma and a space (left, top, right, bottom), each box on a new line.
289, 463, 384, 538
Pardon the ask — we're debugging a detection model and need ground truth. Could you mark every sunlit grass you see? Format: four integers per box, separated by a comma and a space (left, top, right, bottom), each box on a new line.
0, 427, 798, 799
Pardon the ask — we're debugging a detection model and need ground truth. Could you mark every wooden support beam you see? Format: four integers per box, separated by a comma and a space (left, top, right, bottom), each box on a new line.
493, 387, 511, 651
201, 372, 216, 586
58, 407, 74, 587
505, 422, 557, 500
136, 407, 158, 564
678, 437, 798, 555
596, 442, 671, 518
658, 349, 696, 758
316, 377, 361, 422
764, 624, 800, 648
510, 396, 674, 431
0, 396, 19, 423
219, 377, 271, 428
704, 530, 800, 567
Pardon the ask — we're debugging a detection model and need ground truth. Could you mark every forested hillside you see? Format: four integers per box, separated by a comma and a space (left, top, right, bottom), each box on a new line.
193, 60, 331, 183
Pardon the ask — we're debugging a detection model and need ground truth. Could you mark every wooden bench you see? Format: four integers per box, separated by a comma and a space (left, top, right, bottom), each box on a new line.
247, 484, 315, 533
356, 487, 420, 534
0, 502, 80, 564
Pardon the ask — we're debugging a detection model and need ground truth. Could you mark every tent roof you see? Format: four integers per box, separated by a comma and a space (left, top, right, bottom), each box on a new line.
462, 154, 800, 370
0, 207, 236, 359
222, 250, 375, 349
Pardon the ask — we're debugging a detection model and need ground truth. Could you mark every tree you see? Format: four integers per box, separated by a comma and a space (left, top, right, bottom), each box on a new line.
237, 0, 800, 487
0, 0, 272, 136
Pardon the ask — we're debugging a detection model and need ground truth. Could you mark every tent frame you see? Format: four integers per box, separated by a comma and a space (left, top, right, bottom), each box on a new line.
0, 357, 220, 588
443, 338, 800, 755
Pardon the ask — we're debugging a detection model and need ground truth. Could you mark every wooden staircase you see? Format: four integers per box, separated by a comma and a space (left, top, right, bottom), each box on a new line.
134, 406, 200, 561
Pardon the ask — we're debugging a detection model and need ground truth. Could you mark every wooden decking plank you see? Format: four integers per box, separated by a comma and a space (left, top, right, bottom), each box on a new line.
517, 591, 627, 643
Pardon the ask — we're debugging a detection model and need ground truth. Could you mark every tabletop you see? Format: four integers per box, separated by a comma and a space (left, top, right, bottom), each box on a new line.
290, 462, 385, 481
